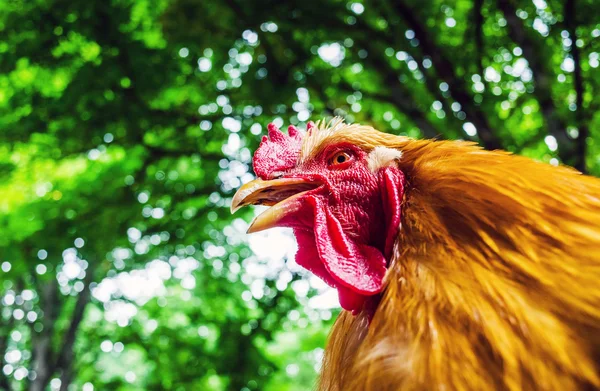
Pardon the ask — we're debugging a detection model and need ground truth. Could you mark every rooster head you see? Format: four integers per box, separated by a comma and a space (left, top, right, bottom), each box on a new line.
231, 119, 405, 314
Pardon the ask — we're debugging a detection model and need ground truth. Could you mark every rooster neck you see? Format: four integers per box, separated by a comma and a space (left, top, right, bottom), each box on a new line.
320, 248, 600, 391
318, 140, 600, 391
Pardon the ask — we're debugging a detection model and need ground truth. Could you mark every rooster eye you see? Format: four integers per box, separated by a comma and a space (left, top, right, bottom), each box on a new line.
330, 151, 352, 167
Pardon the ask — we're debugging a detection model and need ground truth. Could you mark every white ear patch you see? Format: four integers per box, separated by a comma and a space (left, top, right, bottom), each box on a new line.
367, 146, 403, 171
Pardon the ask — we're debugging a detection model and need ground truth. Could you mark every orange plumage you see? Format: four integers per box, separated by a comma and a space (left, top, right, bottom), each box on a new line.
318, 127, 600, 390
232, 119, 600, 390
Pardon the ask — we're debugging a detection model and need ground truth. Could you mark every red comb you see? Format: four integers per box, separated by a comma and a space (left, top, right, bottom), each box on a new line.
252, 122, 304, 180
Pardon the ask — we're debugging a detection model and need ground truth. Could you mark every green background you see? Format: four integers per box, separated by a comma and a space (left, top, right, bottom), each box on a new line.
0, 0, 598, 390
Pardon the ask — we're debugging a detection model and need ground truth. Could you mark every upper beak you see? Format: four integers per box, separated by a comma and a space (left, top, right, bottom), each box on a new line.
230, 177, 320, 233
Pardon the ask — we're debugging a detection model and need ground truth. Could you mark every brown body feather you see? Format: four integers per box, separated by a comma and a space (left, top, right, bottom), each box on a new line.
314, 128, 600, 391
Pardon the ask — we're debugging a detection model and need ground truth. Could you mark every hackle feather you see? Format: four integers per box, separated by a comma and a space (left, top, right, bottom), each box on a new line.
313, 124, 600, 391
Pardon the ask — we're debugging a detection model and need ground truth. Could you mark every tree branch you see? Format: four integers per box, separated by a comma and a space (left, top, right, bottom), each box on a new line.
0, 305, 15, 391
360, 4, 463, 137
357, 44, 443, 139
564, 0, 588, 173
29, 278, 61, 391
391, 0, 504, 150
338, 80, 441, 139
225, 0, 441, 138
54, 260, 96, 391
473, 0, 486, 76
495, 0, 578, 165
222, 0, 337, 120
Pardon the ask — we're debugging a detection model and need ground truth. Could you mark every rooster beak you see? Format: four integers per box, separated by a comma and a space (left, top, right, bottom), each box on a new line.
230, 178, 320, 233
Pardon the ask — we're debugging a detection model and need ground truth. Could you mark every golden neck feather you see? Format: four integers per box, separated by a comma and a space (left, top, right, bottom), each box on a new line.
318, 135, 600, 391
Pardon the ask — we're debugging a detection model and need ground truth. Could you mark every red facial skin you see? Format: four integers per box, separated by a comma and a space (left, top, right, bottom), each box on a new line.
252, 126, 404, 315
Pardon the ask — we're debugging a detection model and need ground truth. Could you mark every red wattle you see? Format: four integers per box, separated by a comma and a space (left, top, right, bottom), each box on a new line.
294, 228, 370, 313
294, 229, 338, 289
309, 196, 387, 295
337, 285, 367, 314
379, 166, 405, 259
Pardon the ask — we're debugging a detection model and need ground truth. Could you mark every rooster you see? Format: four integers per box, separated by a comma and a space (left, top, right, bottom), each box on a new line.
231, 118, 600, 391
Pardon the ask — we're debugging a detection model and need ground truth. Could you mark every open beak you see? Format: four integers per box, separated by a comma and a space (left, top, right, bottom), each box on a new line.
230, 178, 320, 233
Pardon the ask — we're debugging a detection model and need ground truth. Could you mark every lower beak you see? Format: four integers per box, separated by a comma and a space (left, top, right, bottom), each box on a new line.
230, 178, 320, 233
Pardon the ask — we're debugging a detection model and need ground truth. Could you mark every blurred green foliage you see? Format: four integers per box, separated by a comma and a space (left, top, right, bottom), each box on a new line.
0, 0, 598, 390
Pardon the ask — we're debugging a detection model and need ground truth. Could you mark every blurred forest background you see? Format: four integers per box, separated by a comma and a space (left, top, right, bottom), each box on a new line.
0, 0, 598, 389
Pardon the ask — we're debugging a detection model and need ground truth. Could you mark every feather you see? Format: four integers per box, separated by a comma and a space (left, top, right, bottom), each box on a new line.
317, 130, 600, 390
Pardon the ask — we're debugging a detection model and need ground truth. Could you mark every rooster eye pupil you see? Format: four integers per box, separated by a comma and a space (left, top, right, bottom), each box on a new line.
336, 155, 346, 164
